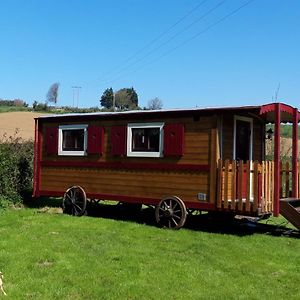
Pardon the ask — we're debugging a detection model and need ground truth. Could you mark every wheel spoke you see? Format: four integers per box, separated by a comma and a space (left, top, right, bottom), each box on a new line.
173, 214, 181, 220
74, 203, 83, 212
66, 194, 73, 203
168, 219, 171, 228
171, 217, 178, 227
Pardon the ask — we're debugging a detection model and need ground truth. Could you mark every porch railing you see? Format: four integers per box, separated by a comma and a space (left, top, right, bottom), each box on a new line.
216, 160, 272, 214
279, 161, 300, 198
216, 159, 300, 214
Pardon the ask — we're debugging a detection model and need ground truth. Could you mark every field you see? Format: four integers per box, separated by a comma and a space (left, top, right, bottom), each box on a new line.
0, 200, 299, 299
0, 111, 49, 140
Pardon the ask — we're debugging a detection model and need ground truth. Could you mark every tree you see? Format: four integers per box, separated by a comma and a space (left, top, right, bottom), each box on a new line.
46, 82, 60, 104
147, 97, 163, 110
100, 88, 114, 109
115, 87, 139, 110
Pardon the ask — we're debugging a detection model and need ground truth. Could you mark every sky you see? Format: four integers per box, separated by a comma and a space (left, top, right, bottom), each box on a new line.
1, 0, 300, 109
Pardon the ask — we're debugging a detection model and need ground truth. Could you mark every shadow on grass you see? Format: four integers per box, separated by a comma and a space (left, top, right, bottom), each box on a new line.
24, 197, 300, 239
86, 202, 300, 239
23, 196, 62, 209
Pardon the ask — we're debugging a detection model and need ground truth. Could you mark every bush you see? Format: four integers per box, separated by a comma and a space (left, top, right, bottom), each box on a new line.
32, 101, 49, 112
0, 130, 34, 207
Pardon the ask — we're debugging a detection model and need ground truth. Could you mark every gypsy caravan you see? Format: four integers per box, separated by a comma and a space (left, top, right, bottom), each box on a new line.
33, 102, 300, 229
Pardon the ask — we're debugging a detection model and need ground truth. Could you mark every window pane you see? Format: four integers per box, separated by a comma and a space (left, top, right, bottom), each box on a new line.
132, 128, 160, 152
62, 129, 84, 151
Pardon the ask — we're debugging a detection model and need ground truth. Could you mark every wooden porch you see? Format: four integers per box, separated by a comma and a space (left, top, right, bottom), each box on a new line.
215, 159, 300, 216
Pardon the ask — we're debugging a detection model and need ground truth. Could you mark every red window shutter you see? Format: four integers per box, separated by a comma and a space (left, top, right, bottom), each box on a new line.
87, 126, 104, 154
45, 127, 58, 155
111, 126, 127, 156
164, 124, 184, 156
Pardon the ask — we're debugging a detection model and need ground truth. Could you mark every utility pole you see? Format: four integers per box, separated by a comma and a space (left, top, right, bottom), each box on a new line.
72, 86, 82, 108
113, 90, 115, 112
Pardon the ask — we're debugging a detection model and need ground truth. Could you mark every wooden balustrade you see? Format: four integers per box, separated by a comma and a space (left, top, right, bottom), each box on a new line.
216, 160, 300, 214
217, 160, 271, 214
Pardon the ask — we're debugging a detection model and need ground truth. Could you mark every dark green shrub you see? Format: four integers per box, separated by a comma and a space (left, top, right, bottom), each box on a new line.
0, 130, 34, 207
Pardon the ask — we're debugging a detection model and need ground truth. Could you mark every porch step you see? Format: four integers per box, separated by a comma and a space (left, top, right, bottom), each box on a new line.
280, 198, 300, 230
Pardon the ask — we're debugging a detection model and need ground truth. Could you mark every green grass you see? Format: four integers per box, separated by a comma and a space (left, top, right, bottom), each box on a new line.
0, 203, 299, 299
0, 106, 30, 113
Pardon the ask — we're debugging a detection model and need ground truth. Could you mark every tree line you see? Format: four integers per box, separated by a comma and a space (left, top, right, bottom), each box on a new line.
100, 87, 163, 111
4, 82, 163, 112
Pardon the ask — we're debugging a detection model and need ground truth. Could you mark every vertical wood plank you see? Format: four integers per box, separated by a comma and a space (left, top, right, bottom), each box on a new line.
279, 161, 283, 198
270, 161, 275, 212
261, 161, 265, 213
285, 161, 290, 198
231, 160, 236, 211
265, 161, 269, 212
245, 160, 251, 212
224, 160, 229, 209
292, 107, 298, 198
253, 161, 258, 212
238, 161, 243, 211
217, 159, 223, 209
209, 128, 217, 204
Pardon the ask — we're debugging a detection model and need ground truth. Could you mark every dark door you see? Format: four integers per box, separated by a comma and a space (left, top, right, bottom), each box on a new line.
235, 120, 251, 162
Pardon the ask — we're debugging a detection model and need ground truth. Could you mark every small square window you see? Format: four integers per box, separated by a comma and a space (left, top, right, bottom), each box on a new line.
127, 123, 164, 157
58, 125, 88, 156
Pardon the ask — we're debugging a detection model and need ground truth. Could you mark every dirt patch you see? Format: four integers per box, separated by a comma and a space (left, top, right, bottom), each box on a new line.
0, 112, 49, 140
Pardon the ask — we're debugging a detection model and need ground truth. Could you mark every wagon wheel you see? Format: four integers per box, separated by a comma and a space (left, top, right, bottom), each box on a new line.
63, 186, 87, 216
155, 196, 187, 229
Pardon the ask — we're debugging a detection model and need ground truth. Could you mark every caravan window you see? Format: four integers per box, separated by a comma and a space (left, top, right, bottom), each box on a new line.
127, 123, 164, 157
58, 125, 88, 156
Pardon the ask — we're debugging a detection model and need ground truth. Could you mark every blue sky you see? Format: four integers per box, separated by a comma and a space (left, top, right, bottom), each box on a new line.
1, 0, 300, 109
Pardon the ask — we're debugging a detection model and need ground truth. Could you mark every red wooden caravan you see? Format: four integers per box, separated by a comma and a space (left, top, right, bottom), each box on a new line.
33, 102, 300, 229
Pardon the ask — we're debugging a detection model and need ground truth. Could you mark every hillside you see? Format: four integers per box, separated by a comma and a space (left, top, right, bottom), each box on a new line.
0, 111, 49, 140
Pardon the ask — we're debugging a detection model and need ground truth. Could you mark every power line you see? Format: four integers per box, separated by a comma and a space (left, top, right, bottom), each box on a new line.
101, 0, 256, 85
88, 0, 210, 85
94, 0, 227, 86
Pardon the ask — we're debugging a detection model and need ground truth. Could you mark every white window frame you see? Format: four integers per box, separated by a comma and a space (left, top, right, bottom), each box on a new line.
58, 124, 88, 156
233, 116, 253, 161
127, 122, 164, 158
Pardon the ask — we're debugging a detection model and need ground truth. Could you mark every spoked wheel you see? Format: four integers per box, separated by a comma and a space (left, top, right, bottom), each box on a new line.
63, 186, 87, 216
155, 196, 187, 229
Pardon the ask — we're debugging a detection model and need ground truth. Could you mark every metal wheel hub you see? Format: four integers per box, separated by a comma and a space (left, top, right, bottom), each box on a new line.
164, 208, 174, 218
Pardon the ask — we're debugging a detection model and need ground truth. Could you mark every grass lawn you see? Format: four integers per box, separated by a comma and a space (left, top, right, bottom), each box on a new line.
0, 201, 299, 299
0, 106, 30, 113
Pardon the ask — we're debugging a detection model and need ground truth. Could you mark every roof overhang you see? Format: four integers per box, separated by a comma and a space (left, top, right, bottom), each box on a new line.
260, 103, 300, 123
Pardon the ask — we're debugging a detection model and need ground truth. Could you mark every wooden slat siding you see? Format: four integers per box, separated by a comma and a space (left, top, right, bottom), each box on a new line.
264, 162, 268, 213
43, 116, 213, 165
217, 159, 223, 208
209, 128, 217, 204
43, 169, 207, 182
285, 161, 290, 198
42, 168, 209, 187
41, 167, 209, 203
223, 160, 229, 209
231, 160, 237, 210
253, 161, 259, 211
238, 161, 243, 211
245, 161, 251, 212
39, 115, 215, 204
